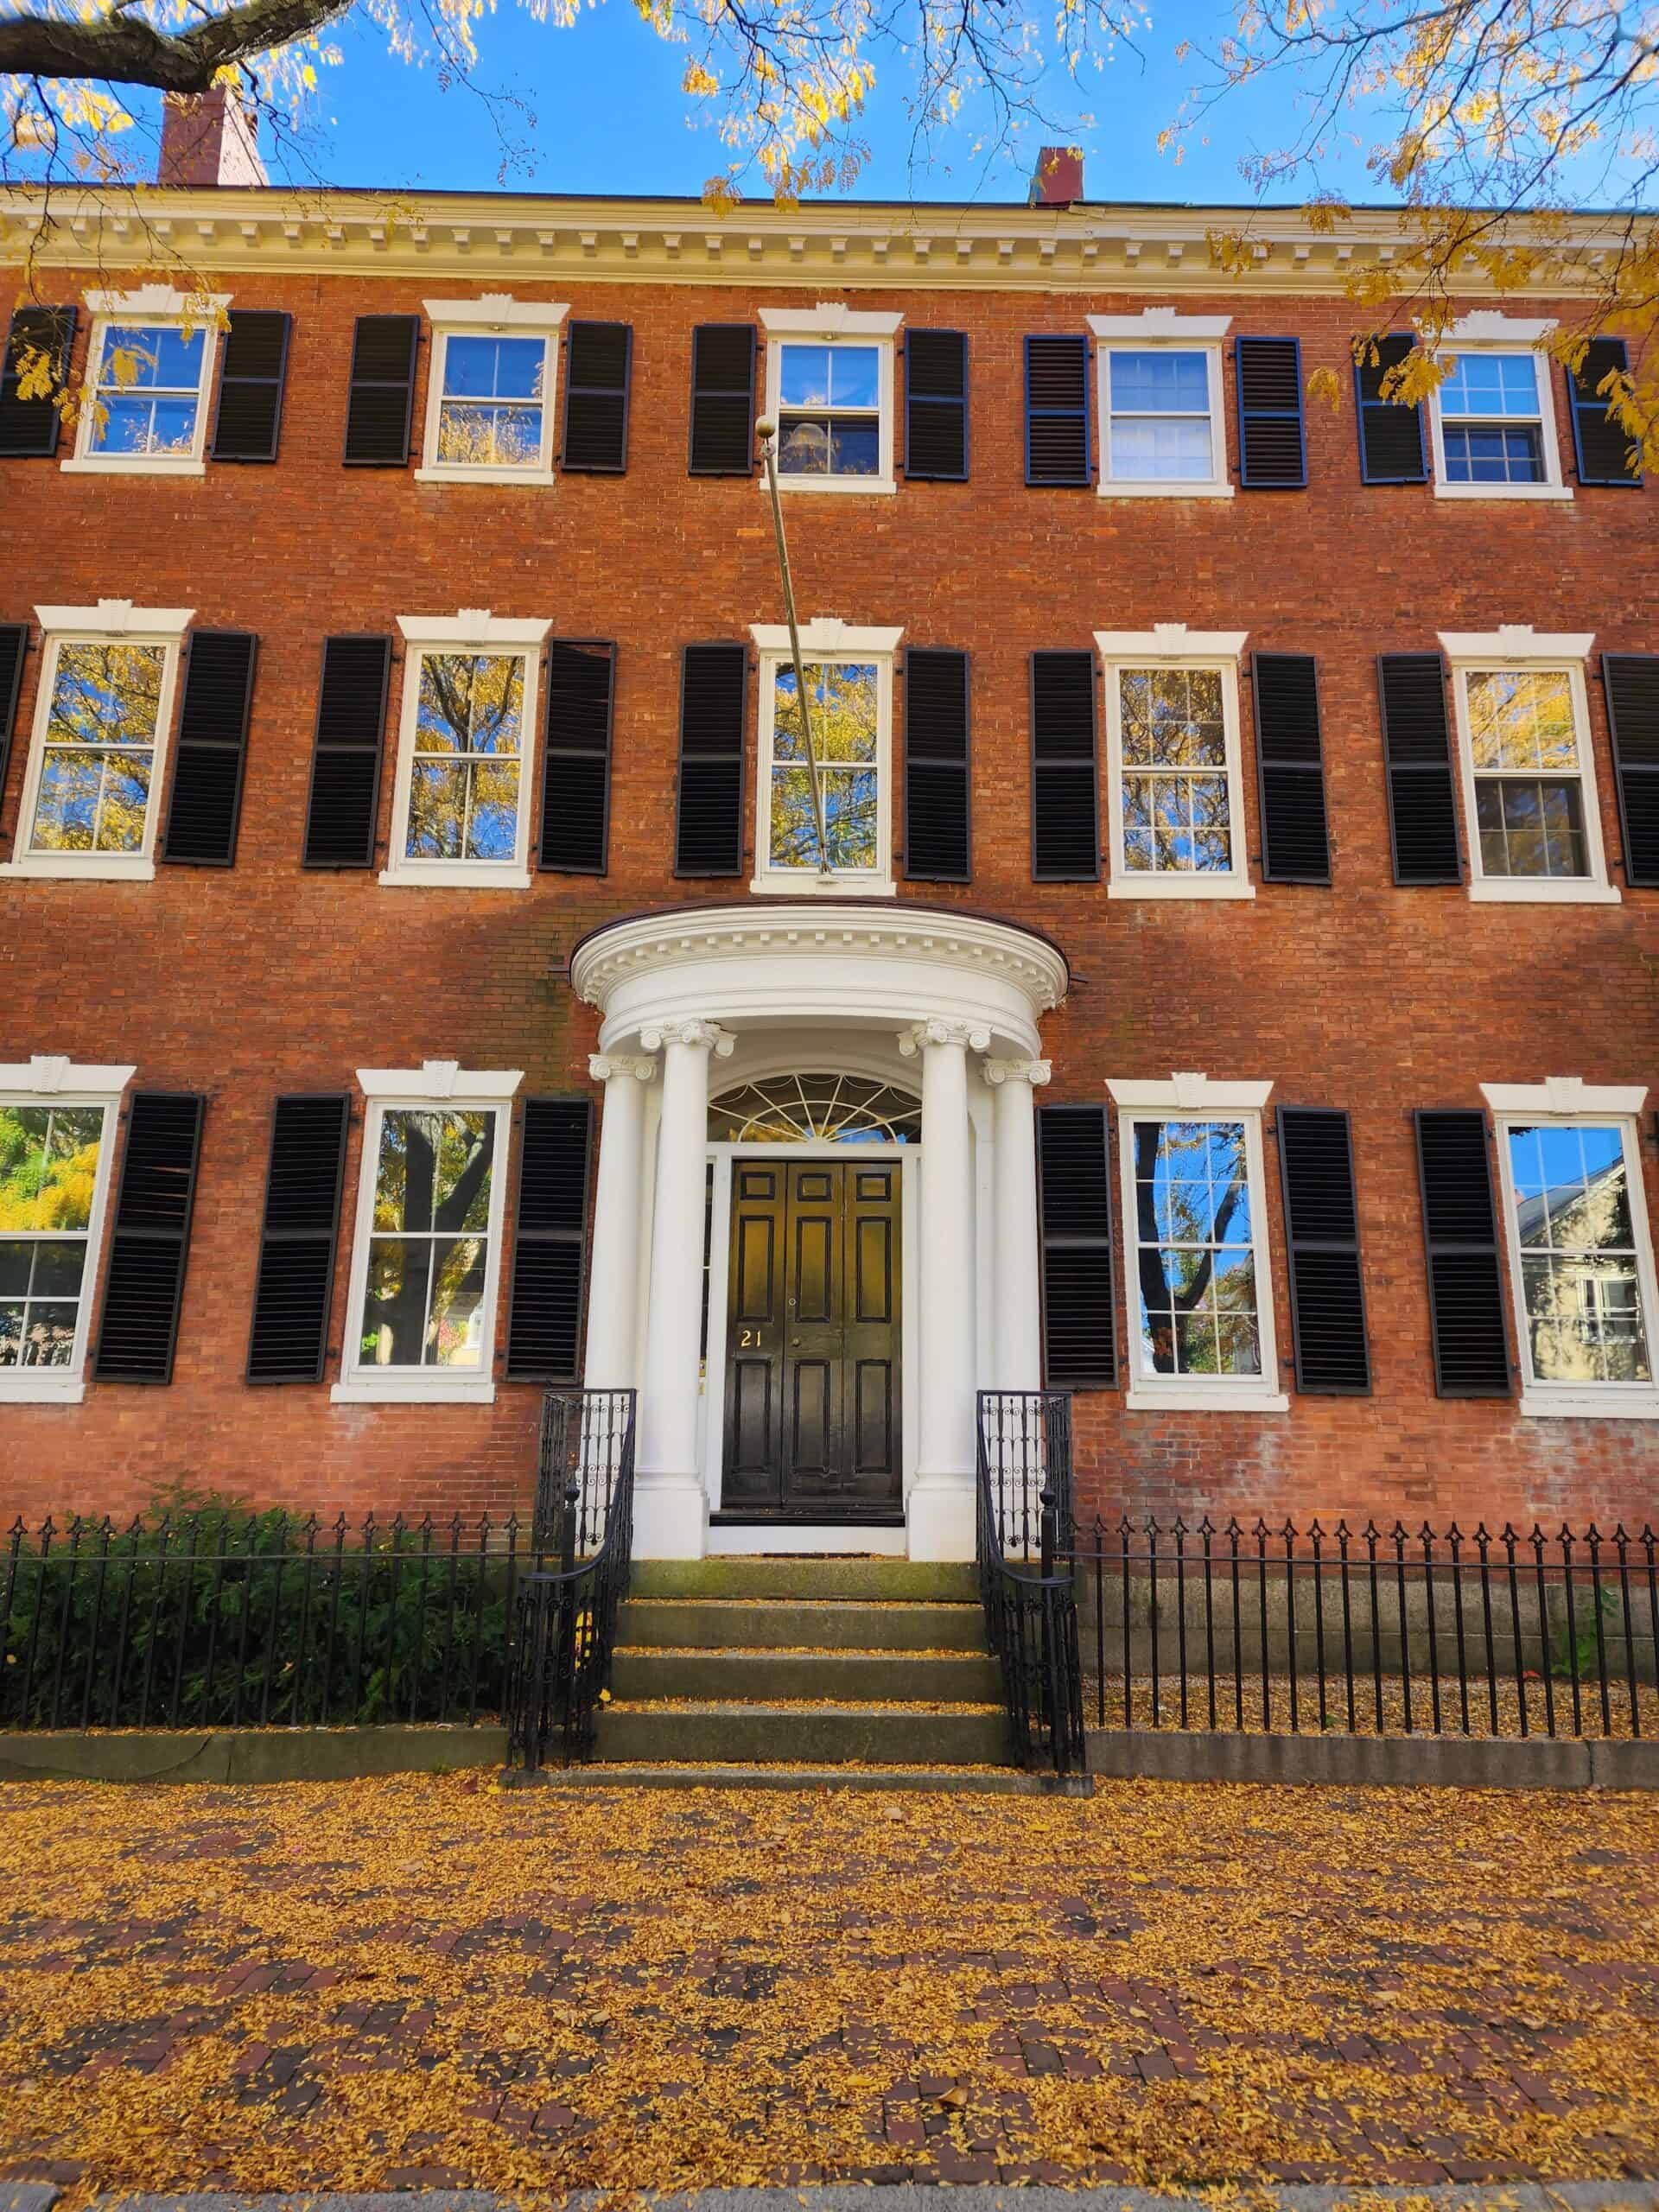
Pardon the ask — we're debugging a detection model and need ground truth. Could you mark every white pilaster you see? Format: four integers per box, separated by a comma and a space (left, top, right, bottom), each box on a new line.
634, 1017, 733, 1558
582, 1053, 657, 1391
985, 1058, 1050, 1390
899, 1017, 987, 1561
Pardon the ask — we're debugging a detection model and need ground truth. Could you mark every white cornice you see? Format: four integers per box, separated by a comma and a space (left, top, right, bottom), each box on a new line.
397, 609, 552, 646
1096, 624, 1249, 662
84, 282, 231, 316
35, 599, 193, 637
1089, 308, 1231, 340
357, 1060, 524, 1100
2, 188, 1633, 298
1482, 1077, 1648, 1116
1108, 1071, 1274, 1112
750, 618, 905, 655
423, 293, 569, 329
1446, 311, 1558, 346
759, 303, 904, 334
1439, 625, 1595, 663
0, 1056, 136, 1097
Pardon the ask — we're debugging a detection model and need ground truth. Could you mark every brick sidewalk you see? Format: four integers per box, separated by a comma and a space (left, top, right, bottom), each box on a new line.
0, 1773, 1655, 2198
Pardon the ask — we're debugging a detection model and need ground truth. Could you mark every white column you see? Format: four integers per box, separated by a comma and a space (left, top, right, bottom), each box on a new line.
633, 1017, 733, 1558
984, 1058, 1050, 1390
582, 1053, 657, 1391
899, 1017, 987, 1562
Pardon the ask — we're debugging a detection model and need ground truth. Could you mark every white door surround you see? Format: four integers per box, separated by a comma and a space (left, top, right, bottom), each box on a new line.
569, 901, 1068, 1561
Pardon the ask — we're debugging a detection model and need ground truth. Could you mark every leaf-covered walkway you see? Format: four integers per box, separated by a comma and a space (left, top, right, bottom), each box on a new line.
0, 1773, 1655, 2200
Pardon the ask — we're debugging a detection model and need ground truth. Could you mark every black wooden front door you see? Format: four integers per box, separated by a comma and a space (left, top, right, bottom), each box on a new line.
721, 1158, 902, 1516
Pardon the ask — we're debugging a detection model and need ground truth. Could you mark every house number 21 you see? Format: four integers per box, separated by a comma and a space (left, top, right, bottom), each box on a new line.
738, 1328, 765, 1347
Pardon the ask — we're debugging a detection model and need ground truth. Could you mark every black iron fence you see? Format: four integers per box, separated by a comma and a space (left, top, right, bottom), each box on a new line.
1077, 1515, 1659, 1741
1, 1389, 635, 1739
976, 1391, 1086, 1778
508, 1387, 637, 1771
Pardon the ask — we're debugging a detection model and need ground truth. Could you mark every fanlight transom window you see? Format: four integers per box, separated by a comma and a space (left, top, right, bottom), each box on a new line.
709, 1074, 921, 1144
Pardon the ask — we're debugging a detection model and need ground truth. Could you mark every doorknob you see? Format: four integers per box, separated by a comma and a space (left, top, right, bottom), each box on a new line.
791, 1336, 801, 1346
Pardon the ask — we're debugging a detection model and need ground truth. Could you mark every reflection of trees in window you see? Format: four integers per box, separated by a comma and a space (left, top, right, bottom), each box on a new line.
1119, 667, 1231, 873
89, 325, 204, 457
31, 642, 165, 855
770, 660, 879, 870
363, 1109, 495, 1369
1507, 1122, 1651, 1384
405, 652, 524, 862
435, 335, 546, 469
1467, 670, 1587, 880
1133, 1118, 1261, 1376
0, 1104, 105, 1370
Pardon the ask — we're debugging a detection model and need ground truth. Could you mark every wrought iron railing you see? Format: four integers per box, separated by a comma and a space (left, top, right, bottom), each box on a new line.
976, 1390, 1086, 1778
507, 1387, 637, 1771
1076, 1515, 1659, 1740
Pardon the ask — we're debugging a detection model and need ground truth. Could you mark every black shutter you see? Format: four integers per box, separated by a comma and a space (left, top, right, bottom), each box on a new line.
1252, 652, 1331, 883
1378, 653, 1460, 885
1036, 1104, 1116, 1388
1025, 335, 1090, 486
1604, 654, 1659, 888
1277, 1107, 1370, 1393
689, 324, 757, 475
1567, 338, 1641, 486
1414, 1109, 1511, 1397
343, 315, 419, 466
0, 620, 27, 807
675, 642, 746, 877
905, 330, 968, 481
561, 321, 632, 473
1236, 335, 1306, 487
302, 635, 392, 868
1030, 651, 1098, 880
0, 306, 74, 458
95, 1093, 206, 1385
539, 639, 614, 874
210, 310, 291, 463
903, 648, 970, 881
246, 1095, 350, 1382
161, 631, 257, 867
1355, 334, 1427, 485
505, 1098, 594, 1382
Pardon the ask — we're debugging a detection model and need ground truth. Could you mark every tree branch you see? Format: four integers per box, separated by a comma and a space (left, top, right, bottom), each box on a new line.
0, 0, 353, 92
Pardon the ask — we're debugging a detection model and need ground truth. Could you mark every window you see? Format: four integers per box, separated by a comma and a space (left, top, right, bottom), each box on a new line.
758, 307, 901, 494
384, 614, 550, 887
416, 298, 568, 485
1428, 315, 1570, 500
1096, 627, 1253, 898
334, 1062, 522, 1404
1089, 311, 1233, 499
0, 1059, 133, 1404
1441, 628, 1617, 904
748, 618, 902, 894
65, 288, 226, 474
1484, 1081, 1659, 1418
1, 603, 190, 881
1108, 1074, 1287, 1411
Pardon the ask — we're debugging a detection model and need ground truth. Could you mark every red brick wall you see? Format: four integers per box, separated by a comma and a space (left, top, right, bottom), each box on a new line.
3, 266, 1656, 1532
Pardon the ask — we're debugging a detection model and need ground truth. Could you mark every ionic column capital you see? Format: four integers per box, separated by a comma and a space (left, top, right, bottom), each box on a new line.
588, 1052, 658, 1085
984, 1058, 1052, 1089
639, 1020, 735, 1058
898, 1018, 991, 1058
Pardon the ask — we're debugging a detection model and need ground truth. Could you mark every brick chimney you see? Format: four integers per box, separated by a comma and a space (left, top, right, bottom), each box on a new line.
158, 86, 268, 188
1029, 145, 1084, 207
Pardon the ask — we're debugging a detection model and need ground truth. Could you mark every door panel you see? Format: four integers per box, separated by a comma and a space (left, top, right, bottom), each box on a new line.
721, 1154, 902, 1516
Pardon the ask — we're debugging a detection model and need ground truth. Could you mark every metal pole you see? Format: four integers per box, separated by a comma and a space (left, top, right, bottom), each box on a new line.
756, 416, 835, 880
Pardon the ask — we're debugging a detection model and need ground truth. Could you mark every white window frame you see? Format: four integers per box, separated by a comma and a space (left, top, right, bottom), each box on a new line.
758, 305, 903, 497
1107, 1073, 1287, 1412
1440, 626, 1618, 906
332, 1061, 524, 1405
415, 296, 569, 486
1482, 1077, 1659, 1420
1096, 626, 1254, 900
63, 285, 228, 477
1427, 314, 1571, 503
0, 601, 193, 882
0, 1056, 135, 1404
747, 616, 903, 896
382, 611, 551, 888
1087, 310, 1234, 500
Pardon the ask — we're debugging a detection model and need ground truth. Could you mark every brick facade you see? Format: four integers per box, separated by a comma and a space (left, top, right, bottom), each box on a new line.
3, 227, 1656, 1531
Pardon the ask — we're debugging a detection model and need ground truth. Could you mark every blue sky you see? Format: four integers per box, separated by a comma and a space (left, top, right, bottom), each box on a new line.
294, 0, 1386, 207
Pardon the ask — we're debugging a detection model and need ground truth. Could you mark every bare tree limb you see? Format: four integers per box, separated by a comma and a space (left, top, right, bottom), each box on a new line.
0, 0, 353, 92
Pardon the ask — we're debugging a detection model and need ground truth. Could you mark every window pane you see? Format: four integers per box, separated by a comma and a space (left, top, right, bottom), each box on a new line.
33, 748, 152, 854
1508, 1122, 1651, 1386
1474, 779, 1585, 878
1110, 350, 1210, 413
830, 420, 879, 474
409, 656, 524, 860
779, 345, 832, 408
0, 1107, 104, 1234
101, 324, 203, 392
437, 401, 543, 469
443, 334, 543, 401
778, 416, 830, 474
828, 347, 880, 408
1110, 415, 1213, 481
1132, 1119, 1257, 1376
1467, 671, 1579, 772
1442, 352, 1538, 417
1120, 668, 1226, 766
1442, 424, 1543, 484
48, 643, 165, 750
